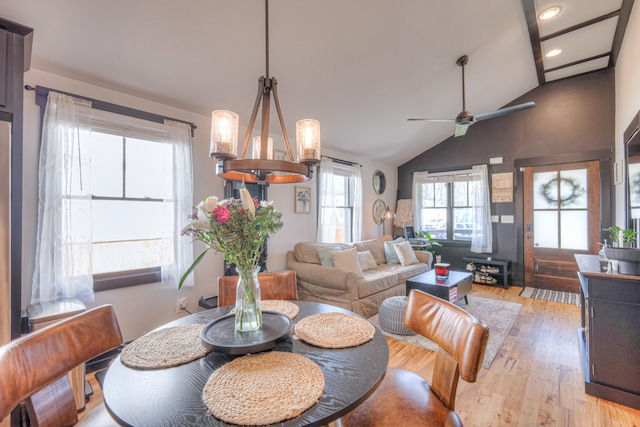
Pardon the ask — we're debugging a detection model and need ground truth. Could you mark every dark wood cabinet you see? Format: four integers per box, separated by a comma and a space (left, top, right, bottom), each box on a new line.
575, 254, 640, 410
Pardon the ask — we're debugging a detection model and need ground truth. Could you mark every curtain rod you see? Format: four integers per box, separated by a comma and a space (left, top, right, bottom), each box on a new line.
321, 155, 362, 167
410, 164, 486, 175
25, 85, 197, 137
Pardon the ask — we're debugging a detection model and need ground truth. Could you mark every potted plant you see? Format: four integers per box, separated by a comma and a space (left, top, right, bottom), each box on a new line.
415, 230, 442, 263
603, 225, 640, 275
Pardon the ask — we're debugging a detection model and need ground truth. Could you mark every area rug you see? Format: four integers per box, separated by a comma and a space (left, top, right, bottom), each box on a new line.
368, 295, 522, 369
519, 287, 580, 306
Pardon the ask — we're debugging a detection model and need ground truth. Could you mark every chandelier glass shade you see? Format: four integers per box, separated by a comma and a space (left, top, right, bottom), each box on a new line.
209, 0, 320, 184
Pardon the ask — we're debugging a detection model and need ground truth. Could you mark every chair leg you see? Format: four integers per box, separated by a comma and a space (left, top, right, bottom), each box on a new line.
464, 295, 468, 305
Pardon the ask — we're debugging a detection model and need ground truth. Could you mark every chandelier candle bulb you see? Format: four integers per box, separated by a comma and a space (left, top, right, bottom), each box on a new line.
252, 136, 273, 160
296, 119, 321, 163
210, 110, 239, 159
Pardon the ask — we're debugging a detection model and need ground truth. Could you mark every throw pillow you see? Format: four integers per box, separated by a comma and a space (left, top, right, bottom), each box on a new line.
354, 237, 387, 264
318, 247, 335, 266
394, 241, 419, 266
357, 250, 377, 271
384, 237, 405, 264
332, 248, 364, 278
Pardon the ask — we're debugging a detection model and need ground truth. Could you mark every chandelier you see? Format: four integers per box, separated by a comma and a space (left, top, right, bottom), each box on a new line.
209, 0, 320, 184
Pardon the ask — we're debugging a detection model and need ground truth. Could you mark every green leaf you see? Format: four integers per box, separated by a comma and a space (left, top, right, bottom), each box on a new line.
178, 248, 210, 290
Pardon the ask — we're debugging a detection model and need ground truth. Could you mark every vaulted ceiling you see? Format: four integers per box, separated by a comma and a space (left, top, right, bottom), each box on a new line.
0, 0, 634, 166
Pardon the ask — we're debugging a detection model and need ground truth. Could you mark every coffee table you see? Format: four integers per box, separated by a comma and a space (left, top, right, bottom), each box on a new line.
406, 270, 472, 304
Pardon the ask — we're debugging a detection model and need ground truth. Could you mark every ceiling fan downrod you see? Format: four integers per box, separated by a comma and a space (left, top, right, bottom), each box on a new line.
457, 55, 468, 111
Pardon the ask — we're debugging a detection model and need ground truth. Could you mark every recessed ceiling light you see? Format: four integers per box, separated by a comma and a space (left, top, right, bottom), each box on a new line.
539, 6, 562, 20
546, 49, 562, 57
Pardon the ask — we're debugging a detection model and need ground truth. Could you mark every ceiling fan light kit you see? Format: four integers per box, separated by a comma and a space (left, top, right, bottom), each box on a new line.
408, 54, 536, 137
209, 0, 321, 184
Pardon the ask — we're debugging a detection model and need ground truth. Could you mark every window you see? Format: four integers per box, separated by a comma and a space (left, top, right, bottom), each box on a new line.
413, 165, 492, 252
90, 133, 171, 276
32, 91, 193, 303
317, 158, 362, 243
416, 179, 481, 241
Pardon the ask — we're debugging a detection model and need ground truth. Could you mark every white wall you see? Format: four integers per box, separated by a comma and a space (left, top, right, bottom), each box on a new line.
20, 69, 397, 341
615, 4, 640, 226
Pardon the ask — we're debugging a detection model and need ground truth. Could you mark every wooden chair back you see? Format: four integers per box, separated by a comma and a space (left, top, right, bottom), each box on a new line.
0, 305, 123, 425
404, 289, 489, 409
217, 271, 298, 307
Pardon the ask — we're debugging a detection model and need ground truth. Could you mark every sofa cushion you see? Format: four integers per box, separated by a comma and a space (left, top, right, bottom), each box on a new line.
294, 242, 349, 264
355, 236, 391, 264
358, 270, 398, 298
332, 248, 364, 278
357, 250, 378, 271
384, 237, 405, 264
394, 241, 419, 266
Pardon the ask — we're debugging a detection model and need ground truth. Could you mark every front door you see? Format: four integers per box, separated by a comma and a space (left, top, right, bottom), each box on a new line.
523, 161, 600, 292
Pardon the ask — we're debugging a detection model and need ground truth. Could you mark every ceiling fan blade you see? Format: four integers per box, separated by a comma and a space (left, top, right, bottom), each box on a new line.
474, 101, 536, 122
454, 124, 470, 137
407, 118, 455, 122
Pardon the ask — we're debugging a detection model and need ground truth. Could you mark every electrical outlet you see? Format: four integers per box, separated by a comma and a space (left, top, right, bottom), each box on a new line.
176, 297, 188, 313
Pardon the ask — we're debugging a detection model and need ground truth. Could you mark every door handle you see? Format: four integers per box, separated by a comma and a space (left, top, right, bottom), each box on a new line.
526, 235, 532, 239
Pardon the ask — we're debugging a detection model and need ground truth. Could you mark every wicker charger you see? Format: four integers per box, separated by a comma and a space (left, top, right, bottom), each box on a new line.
203, 351, 324, 425
295, 312, 375, 348
120, 324, 209, 369
229, 299, 299, 319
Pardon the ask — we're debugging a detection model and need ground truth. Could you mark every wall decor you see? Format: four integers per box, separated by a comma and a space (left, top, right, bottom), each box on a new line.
373, 199, 386, 224
373, 170, 386, 195
491, 172, 513, 203
295, 186, 311, 213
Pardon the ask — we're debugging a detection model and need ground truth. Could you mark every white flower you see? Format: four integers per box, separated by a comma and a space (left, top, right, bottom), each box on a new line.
240, 185, 256, 217
260, 200, 275, 208
202, 196, 219, 213
190, 208, 211, 230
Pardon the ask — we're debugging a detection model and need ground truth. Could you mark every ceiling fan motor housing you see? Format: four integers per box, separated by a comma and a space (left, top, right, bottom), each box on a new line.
455, 110, 473, 125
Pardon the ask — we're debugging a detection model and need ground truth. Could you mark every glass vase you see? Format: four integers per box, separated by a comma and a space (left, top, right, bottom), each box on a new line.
234, 266, 262, 332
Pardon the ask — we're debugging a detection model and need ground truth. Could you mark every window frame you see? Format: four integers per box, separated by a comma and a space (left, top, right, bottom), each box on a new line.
414, 169, 480, 243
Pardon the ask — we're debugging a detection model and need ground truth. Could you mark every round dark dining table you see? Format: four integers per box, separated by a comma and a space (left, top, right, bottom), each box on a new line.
102, 301, 389, 426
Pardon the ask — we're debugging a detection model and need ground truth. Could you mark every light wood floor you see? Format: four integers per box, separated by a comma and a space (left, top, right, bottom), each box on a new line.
82, 285, 640, 426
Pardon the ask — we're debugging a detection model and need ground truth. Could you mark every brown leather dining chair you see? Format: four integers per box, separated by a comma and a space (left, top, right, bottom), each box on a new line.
336, 289, 489, 427
0, 305, 123, 427
217, 270, 298, 307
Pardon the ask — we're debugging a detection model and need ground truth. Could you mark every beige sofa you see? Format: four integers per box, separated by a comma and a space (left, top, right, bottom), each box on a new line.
286, 235, 432, 318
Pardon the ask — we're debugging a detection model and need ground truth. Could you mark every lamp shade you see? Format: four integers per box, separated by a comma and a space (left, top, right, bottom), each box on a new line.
296, 119, 321, 164
252, 136, 273, 160
210, 110, 239, 159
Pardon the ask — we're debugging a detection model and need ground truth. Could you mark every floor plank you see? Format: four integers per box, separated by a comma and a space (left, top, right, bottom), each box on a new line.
82, 285, 640, 426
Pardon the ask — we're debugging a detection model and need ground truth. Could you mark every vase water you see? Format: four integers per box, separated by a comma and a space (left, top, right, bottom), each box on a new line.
235, 266, 262, 331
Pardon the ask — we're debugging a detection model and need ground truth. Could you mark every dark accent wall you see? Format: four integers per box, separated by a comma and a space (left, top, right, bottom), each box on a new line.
398, 69, 615, 284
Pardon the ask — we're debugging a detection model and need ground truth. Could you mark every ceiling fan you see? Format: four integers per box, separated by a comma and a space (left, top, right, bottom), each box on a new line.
408, 55, 536, 137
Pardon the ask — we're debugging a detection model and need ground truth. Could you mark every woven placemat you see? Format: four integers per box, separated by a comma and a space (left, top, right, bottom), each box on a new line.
203, 351, 324, 425
120, 324, 209, 369
295, 312, 375, 348
230, 299, 299, 319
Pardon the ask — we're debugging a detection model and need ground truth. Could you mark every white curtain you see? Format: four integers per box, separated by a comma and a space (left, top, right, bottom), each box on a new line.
32, 92, 95, 303
317, 157, 362, 243
470, 164, 492, 253
161, 120, 194, 288
32, 93, 195, 303
412, 171, 430, 233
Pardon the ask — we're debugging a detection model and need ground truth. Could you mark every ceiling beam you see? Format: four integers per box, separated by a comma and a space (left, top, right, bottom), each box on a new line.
610, 0, 635, 67
540, 10, 619, 42
521, 0, 545, 86
544, 52, 610, 73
